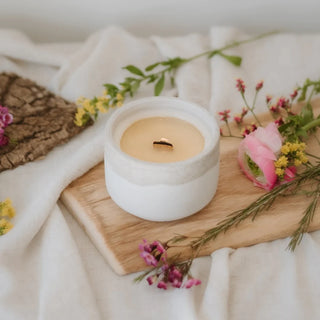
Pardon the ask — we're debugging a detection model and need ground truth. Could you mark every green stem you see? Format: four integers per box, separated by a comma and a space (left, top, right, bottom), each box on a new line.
184, 31, 278, 63
302, 118, 320, 132
241, 93, 262, 126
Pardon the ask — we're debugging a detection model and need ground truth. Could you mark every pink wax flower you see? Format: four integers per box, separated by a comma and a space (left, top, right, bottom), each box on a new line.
238, 123, 283, 191
184, 278, 201, 289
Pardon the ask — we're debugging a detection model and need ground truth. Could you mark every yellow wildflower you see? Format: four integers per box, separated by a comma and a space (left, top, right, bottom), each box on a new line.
275, 168, 285, 177
74, 108, 86, 126
290, 143, 301, 152
103, 89, 108, 96
116, 101, 123, 107
275, 156, 288, 168
0, 218, 13, 235
294, 159, 302, 166
76, 96, 86, 105
1, 199, 15, 218
96, 101, 108, 113
83, 101, 96, 115
116, 93, 124, 101
281, 143, 290, 155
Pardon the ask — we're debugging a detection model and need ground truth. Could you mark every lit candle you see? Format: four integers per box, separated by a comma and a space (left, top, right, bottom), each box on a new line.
120, 117, 205, 163
104, 97, 220, 221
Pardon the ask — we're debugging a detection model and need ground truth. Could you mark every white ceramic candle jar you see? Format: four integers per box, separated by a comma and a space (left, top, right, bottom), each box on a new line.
104, 96, 220, 221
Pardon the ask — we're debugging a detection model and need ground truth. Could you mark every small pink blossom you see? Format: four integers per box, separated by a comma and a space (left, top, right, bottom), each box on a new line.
218, 109, 231, 122
234, 115, 242, 124
290, 89, 298, 100
283, 166, 296, 182
236, 78, 246, 94
266, 95, 272, 104
274, 118, 284, 126
256, 80, 264, 91
0, 134, 8, 146
157, 281, 167, 290
140, 251, 158, 267
241, 107, 248, 116
147, 275, 156, 285
184, 278, 201, 289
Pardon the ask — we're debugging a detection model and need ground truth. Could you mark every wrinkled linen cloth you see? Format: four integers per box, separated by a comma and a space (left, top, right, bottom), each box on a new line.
0, 26, 320, 320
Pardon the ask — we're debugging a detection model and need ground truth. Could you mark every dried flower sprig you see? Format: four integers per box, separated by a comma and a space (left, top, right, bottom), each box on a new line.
75, 31, 277, 126
0, 198, 15, 235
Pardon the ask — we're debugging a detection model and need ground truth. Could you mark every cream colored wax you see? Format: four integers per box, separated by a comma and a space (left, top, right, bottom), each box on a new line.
120, 117, 204, 163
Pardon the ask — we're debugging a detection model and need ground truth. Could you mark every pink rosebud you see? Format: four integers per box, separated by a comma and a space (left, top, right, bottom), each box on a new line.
256, 80, 264, 91
184, 278, 201, 289
157, 281, 167, 290
236, 78, 246, 94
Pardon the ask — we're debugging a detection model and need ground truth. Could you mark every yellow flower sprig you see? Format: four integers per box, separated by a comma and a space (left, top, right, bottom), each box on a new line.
74, 89, 124, 126
0, 198, 15, 235
275, 141, 308, 178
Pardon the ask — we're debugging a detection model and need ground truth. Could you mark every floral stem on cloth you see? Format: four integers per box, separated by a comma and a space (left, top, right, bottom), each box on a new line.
136, 77, 320, 289
74, 31, 277, 126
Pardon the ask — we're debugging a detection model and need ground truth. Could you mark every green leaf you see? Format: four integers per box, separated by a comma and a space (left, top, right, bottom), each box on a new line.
130, 81, 140, 96
145, 62, 160, 72
103, 84, 119, 97
123, 65, 144, 77
218, 52, 242, 66
300, 103, 314, 126
154, 73, 165, 96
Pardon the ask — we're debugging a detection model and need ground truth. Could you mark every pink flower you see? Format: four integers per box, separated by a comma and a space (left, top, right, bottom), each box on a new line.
238, 123, 283, 190
266, 95, 272, 104
218, 109, 230, 122
283, 166, 296, 182
290, 89, 298, 100
184, 278, 201, 289
0, 134, 8, 146
256, 80, 264, 91
234, 115, 242, 124
147, 275, 157, 285
140, 251, 158, 267
236, 78, 246, 94
157, 281, 167, 290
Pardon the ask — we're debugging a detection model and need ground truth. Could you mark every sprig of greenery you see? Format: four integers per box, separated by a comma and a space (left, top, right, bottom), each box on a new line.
74, 31, 277, 126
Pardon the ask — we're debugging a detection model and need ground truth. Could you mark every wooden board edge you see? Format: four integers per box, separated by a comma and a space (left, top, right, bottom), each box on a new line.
60, 189, 127, 276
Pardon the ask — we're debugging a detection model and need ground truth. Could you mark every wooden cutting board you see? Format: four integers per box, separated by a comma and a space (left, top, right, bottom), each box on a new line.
60, 101, 320, 275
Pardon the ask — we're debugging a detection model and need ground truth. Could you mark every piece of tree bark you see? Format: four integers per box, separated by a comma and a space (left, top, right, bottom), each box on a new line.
0, 73, 91, 172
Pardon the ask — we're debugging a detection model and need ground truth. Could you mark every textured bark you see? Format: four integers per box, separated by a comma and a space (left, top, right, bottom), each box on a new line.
0, 73, 91, 172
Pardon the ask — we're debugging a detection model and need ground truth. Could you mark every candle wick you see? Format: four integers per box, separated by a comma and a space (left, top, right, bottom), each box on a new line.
153, 137, 174, 149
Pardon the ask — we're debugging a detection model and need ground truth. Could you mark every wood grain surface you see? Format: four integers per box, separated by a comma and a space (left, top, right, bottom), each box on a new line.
60, 101, 320, 275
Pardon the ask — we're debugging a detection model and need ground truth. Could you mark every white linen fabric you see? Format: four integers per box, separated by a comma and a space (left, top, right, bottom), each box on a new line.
0, 26, 320, 320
